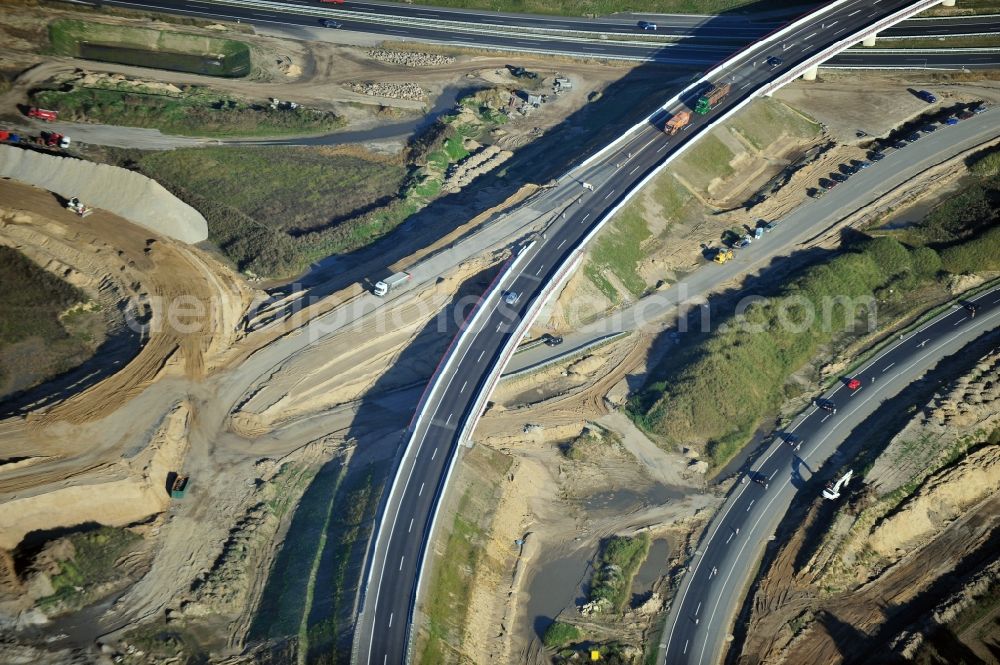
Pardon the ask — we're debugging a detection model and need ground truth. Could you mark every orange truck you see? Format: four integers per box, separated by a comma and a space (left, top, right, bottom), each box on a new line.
664, 110, 691, 135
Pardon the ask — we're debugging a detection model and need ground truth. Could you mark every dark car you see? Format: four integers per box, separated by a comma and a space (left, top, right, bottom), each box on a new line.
766, 56, 783, 70
504, 291, 521, 305
907, 132, 921, 142
320, 18, 342, 28
972, 103, 988, 114
638, 20, 657, 30
916, 89, 937, 103
921, 123, 937, 133
957, 110, 975, 120
891, 140, 907, 149
544, 335, 564, 347
853, 160, 872, 170
814, 398, 837, 414
841, 164, 859, 175
819, 177, 837, 189
784, 433, 802, 451
868, 151, 885, 161
830, 172, 848, 183
942, 116, 959, 125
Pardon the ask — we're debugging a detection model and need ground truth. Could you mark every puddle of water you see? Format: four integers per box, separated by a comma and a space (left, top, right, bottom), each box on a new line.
525, 546, 594, 640
631, 538, 671, 600
582, 482, 684, 514
877, 174, 973, 231
79, 43, 249, 77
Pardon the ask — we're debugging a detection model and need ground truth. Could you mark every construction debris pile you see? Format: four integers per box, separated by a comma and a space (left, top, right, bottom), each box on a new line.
367, 49, 456, 67
443, 144, 513, 192
349, 81, 427, 101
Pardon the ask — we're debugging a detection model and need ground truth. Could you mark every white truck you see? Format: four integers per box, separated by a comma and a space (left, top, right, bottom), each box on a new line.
373, 271, 410, 297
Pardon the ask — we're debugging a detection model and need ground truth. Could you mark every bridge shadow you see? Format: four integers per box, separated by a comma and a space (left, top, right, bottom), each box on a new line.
247, 262, 499, 661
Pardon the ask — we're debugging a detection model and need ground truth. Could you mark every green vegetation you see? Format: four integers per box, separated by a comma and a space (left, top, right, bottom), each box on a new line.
0, 246, 99, 396
863, 35, 1000, 49
585, 204, 652, 302
542, 621, 581, 649
31, 86, 344, 138
48, 19, 251, 77
728, 98, 820, 151
400, 0, 814, 17
674, 132, 735, 191
38, 526, 142, 613
588, 533, 651, 613
921, 0, 1000, 16
419, 445, 512, 664
130, 147, 409, 277
632, 146, 1000, 469
563, 424, 620, 461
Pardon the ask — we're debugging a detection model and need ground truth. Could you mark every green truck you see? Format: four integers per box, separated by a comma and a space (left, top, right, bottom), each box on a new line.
694, 81, 732, 115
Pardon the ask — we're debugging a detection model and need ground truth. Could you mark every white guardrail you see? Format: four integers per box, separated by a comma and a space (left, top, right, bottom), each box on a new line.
358, 0, 952, 660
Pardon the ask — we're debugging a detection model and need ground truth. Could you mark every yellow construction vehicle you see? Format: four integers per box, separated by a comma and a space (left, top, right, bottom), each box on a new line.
713, 248, 734, 264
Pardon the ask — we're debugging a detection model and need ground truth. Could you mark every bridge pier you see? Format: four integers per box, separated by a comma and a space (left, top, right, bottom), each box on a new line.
862, 32, 878, 47
941, 0, 955, 6
801, 64, 819, 81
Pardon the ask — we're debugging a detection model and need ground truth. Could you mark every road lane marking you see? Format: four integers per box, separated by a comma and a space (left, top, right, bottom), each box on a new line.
682, 291, 1000, 662
695, 601, 701, 615
657, 143, 667, 153
882, 362, 894, 372
536, 266, 543, 276
848, 9, 860, 15
582, 213, 590, 221
683, 640, 689, 654
822, 414, 831, 423
630, 165, 642, 175
431, 447, 438, 460
604, 189, 615, 200
805, 31, 816, 40
725, 532, 733, 544
558, 239, 566, 249
399, 556, 404, 571
446, 413, 453, 425
408, 518, 414, 533
954, 317, 966, 326
496, 322, 502, 332
388, 612, 394, 627
770, 469, 778, 480
461, 381, 468, 392
418, 482, 425, 496
747, 499, 755, 511
478, 350, 485, 362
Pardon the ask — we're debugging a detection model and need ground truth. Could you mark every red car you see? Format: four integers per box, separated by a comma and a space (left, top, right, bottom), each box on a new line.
847, 378, 861, 391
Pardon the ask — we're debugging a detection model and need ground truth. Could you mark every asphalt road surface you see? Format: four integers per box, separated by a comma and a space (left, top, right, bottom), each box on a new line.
102, 0, 1000, 67
659, 285, 1000, 665
352, 2, 965, 663
507, 107, 1000, 375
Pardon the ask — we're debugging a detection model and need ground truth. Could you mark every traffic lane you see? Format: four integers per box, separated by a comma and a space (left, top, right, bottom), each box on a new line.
367, 274, 541, 661
666, 289, 1000, 663
888, 16, 1000, 37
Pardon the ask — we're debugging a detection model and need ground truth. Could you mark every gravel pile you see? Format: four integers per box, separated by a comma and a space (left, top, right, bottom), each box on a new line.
349, 81, 426, 101
367, 49, 456, 67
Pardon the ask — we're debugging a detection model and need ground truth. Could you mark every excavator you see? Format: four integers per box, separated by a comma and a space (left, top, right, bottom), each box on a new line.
822, 469, 853, 500
66, 197, 93, 218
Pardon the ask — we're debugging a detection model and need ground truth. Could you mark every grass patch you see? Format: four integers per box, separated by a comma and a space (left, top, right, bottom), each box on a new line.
127, 146, 409, 278
0, 246, 98, 397
542, 621, 581, 649
863, 34, 1000, 49
588, 533, 651, 613
586, 204, 651, 299
419, 445, 512, 663
729, 97, 820, 151
37, 526, 142, 613
674, 132, 735, 192
31, 86, 344, 138
398, 0, 814, 17
48, 18, 250, 77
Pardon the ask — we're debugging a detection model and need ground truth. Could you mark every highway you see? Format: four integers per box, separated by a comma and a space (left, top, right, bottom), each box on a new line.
659, 285, 1000, 665
350, 1, 966, 663
100, 0, 1000, 67
506, 108, 1000, 375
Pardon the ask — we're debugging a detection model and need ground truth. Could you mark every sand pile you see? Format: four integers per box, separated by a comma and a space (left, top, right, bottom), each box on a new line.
0, 146, 207, 243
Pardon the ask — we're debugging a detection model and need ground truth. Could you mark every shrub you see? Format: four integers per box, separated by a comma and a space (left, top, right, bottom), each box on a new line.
543, 621, 581, 649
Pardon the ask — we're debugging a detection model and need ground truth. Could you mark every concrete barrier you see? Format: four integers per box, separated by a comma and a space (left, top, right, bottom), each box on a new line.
0, 146, 208, 244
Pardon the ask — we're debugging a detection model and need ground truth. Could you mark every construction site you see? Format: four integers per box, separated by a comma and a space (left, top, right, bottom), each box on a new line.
1, 1, 999, 665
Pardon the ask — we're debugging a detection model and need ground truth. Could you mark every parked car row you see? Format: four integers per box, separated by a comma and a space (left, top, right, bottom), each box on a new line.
812, 102, 988, 196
